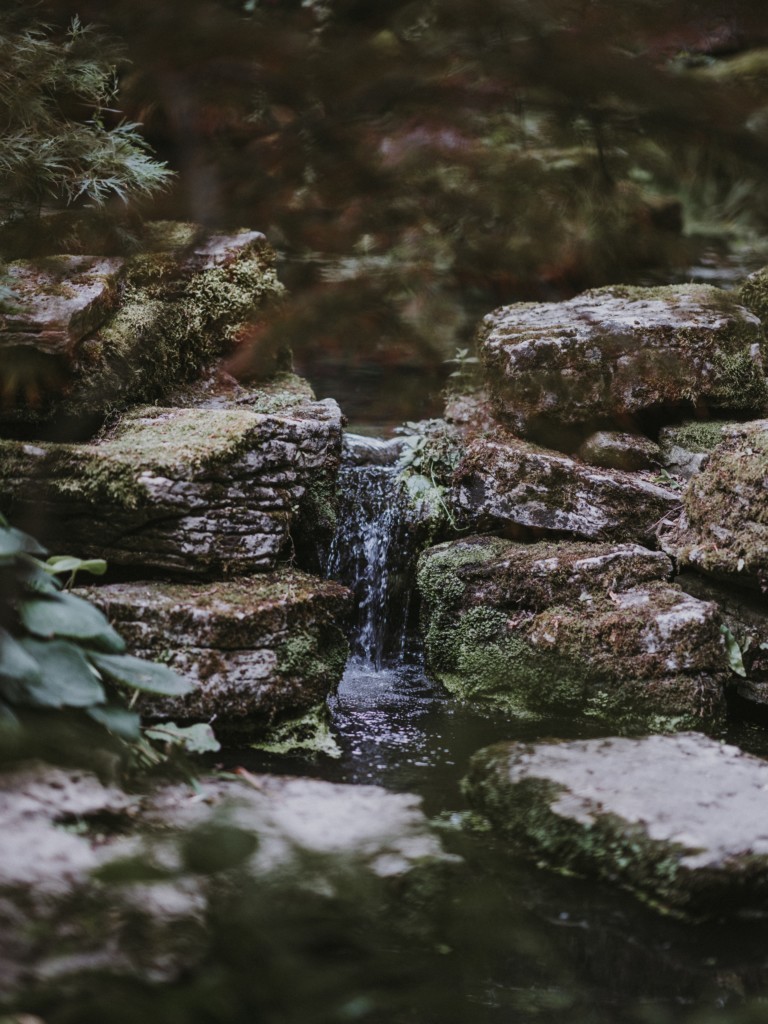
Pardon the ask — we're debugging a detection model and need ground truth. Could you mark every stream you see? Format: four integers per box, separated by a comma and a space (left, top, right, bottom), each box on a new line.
230, 433, 768, 1024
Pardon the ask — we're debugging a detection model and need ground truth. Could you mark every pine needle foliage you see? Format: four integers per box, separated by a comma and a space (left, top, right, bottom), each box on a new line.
0, 13, 172, 222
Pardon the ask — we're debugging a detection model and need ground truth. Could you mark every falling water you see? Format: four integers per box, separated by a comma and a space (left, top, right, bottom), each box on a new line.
326, 433, 414, 668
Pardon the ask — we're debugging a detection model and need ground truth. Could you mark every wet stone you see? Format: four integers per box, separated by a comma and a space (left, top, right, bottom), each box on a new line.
464, 732, 768, 919
659, 419, 768, 591
577, 430, 661, 472
479, 284, 766, 446
417, 536, 728, 731
84, 570, 351, 734
452, 433, 679, 544
0, 394, 343, 577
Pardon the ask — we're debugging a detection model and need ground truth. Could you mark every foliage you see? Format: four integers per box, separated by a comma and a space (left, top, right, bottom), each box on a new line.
0, 513, 217, 764
0, 12, 172, 223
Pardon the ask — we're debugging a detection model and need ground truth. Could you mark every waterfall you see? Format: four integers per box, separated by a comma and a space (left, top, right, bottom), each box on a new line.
326, 434, 414, 669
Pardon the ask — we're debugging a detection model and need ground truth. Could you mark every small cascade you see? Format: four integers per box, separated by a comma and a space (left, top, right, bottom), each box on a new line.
326, 433, 415, 669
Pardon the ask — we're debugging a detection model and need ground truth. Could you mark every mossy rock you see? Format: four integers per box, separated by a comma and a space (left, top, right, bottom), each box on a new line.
478, 284, 767, 449
0, 389, 343, 577
84, 570, 351, 738
659, 419, 768, 592
417, 536, 728, 732
464, 732, 768, 919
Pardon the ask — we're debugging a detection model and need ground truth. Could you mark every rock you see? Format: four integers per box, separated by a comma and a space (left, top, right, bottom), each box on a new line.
417, 536, 728, 730
0, 256, 124, 354
452, 433, 679, 544
0, 388, 343, 577
86, 570, 351, 738
464, 732, 768, 919
740, 265, 768, 328
577, 430, 661, 471
659, 419, 768, 592
657, 420, 738, 479
0, 224, 285, 433
0, 763, 456, 999
478, 284, 766, 448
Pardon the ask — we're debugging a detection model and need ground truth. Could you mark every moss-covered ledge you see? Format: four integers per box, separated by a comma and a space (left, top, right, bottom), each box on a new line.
84, 569, 351, 742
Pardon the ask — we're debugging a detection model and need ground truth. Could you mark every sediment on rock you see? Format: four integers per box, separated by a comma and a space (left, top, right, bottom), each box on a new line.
478, 284, 766, 449
417, 535, 728, 731
464, 732, 768, 919
83, 570, 351, 735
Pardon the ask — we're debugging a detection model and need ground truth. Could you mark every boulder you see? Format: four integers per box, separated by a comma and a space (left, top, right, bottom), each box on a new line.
86, 570, 351, 740
0, 385, 343, 577
417, 536, 728, 730
478, 284, 766, 448
452, 433, 679, 544
0, 224, 285, 433
577, 430, 661, 472
0, 762, 456, 999
464, 732, 768, 919
659, 419, 768, 592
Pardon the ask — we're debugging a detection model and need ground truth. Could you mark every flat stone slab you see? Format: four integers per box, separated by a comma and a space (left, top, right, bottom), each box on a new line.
479, 284, 766, 446
659, 419, 768, 591
86, 570, 351, 734
577, 430, 661, 472
453, 434, 679, 544
0, 256, 124, 354
418, 536, 728, 730
0, 393, 342, 577
0, 763, 456, 996
465, 732, 768, 919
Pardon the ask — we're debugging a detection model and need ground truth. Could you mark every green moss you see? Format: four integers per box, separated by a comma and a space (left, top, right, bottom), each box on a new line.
739, 267, 768, 328
251, 702, 341, 758
664, 420, 731, 453
275, 627, 349, 694
710, 348, 768, 410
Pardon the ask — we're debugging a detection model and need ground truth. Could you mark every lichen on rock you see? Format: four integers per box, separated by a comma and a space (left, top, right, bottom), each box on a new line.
417, 536, 728, 731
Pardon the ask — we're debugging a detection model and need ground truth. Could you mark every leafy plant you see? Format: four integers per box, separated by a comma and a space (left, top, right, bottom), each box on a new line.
0, 513, 217, 762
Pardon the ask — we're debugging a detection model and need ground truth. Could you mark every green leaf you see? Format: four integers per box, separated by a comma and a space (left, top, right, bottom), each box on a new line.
145, 721, 220, 753
0, 627, 42, 685
16, 556, 62, 595
0, 524, 46, 558
88, 651, 193, 696
15, 638, 107, 708
87, 704, 141, 740
19, 592, 125, 652
181, 824, 258, 875
45, 555, 108, 577
720, 624, 747, 678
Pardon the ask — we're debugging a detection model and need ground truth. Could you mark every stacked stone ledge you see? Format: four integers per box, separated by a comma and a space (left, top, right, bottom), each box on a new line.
413, 279, 768, 915
0, 225, 352, 743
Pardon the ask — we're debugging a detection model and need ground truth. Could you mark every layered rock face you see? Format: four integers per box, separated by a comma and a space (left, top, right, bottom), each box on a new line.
0, 225, 351, 739
464, 732, 768, 919
0, 389, 343, 577
417, 536, 728, 731
478, 284, 766, 448
86, 572, 351, 737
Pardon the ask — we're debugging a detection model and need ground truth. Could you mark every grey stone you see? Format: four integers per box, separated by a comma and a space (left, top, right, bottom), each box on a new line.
659, 419, 768, 591
0, 763, 457, 997
479, 284, 766, 446
452, 433, 679, 544
577, 430, 661, 471
464, 732, 768, 918
658, 420, 738, 480
85, 570, 351, 735
417, 536, 728, 730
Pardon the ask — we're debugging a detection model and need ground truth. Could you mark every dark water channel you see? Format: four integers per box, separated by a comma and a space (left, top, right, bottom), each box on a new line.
225, 433, 768, 1024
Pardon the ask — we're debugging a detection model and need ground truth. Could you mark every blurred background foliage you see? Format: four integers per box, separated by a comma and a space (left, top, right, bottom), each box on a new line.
4, 0, 768, 423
